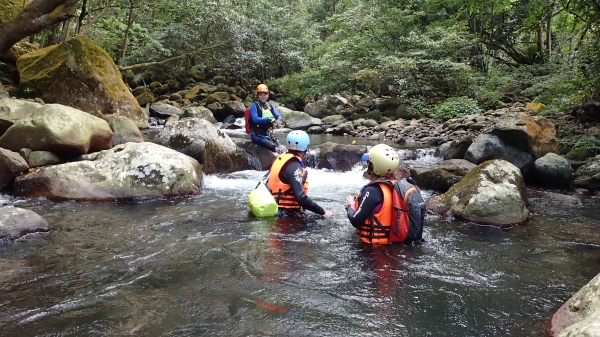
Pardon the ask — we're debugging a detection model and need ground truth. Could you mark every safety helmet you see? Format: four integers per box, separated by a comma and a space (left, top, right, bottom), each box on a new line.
286, 130, 310, 151
364, 144, 400, 176
256, 84, 269, 94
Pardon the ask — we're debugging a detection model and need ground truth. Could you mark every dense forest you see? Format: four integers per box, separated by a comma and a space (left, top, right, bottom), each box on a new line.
1, 0, 600, 121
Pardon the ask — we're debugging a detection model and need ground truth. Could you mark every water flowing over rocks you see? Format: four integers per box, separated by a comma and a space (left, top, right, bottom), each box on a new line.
0, 206, 49, 242
426, 159, 529, 226
304, 142, 368, 171
0, 104, 113, 156
410, 159, 476, 192
13, 142, 202, 201
549, 272, 600, 337
154, 118, 251, 174
16, 36, 148, 129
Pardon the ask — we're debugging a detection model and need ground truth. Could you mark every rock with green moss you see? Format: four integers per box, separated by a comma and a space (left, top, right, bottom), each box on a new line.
17, 36, 149, 129
572, 155, 600, 190
549, 272, 600, 337
426, 159, 529, 226
0, 103, 113, 155
0, 0, 30, 25
13, 142, 202, 201
154, 118, 251, 174
108, 116, 143, 146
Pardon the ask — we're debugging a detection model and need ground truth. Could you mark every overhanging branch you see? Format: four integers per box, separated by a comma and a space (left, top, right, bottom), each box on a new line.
118, 44, 224, 71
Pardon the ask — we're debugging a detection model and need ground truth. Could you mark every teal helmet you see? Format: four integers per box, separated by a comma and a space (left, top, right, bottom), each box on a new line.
286, 131, 310, 151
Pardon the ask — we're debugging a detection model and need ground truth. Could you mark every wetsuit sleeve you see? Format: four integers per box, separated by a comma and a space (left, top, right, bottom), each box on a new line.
280, 159, 325, 215
346, 185, 384, 229
250, 103, 272, 125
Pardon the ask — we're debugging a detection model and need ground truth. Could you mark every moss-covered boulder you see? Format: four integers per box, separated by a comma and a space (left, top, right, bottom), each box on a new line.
572, 155, 600, 190
108, 116, 143, 146
17, 36, 149, 129
0, 103, 113, 156
154, 118, 252, 174
426, 159, 529, 226
13, 142, 202, 201
549, 272, 600, 337
0, 0, 31, 25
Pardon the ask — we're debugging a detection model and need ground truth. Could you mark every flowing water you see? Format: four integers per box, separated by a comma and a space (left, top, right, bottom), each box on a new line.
1, 136, 600, 337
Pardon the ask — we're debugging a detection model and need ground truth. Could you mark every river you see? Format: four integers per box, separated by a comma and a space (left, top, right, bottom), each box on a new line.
1, 133, 599, 336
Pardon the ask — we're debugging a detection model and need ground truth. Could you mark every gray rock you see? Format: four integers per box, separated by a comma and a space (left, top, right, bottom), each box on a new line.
426, 159, 529, 226
489, 112, 559, 158
330, 121, 354, 135
305, 142, 368, 171
0, 98, 43, 136
549, 272, 600, 337
282, 110, 313, 130
181, 106, 216, 123
234, 140, 278, 170
109, 116, 144, 146
465, 133, 534, 175
532, 153, 573, 188
304, 100, 328, 118
572, 155, 600, 190
410, 159, 476, 192
27, 151, 62, 168
14, 142, 202, 201
322, 115, 346, 124
149, 102, 183, 119
307, 126, 323, 134
0, 147, 29, 189
0, 104, 113, 156
0, 206, 49, 241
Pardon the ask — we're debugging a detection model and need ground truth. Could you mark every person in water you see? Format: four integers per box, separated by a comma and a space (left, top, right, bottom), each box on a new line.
248, 84, 283, 152
267, 130, 333, 217
344, 144, 402, 244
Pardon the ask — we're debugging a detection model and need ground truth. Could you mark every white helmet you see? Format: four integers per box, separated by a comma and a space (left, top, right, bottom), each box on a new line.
364, 144, 400, 176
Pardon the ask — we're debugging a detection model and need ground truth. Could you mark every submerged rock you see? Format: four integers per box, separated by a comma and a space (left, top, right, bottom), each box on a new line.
0, 206, 49, 242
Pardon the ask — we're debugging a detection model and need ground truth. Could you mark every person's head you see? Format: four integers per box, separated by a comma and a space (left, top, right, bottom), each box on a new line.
256, 84, 269, 102
362, 144, 400, 180
286, 130, 310, 156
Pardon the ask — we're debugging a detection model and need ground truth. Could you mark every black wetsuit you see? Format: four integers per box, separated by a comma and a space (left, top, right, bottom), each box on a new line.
278, 158, 325, 216
345, 184, 384, 228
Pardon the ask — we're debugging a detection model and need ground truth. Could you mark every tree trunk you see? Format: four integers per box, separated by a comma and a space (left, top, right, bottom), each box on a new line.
546, 16, 552, 58
0, 0, 79, 55
119, 1, 136, 67
537, 23, 544, 55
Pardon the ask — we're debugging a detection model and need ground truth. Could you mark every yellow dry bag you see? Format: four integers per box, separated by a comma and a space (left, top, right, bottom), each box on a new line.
248, 181, 278, 217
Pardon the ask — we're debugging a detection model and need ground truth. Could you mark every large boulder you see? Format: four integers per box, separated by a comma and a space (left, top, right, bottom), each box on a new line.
154, 118, 252, 174
234, 140, 278, 170
0, 98, 43, 135
149, 102, 183, 119
0, 206, 49, 242
426, 159, 529, 226
465, 133, 534, 175
549, 272, 600, 337
14, 142, 202, 201
17, 36, 149, 129
410, 159, 476, 192
304, 142, 367, 171
489, 112, 559, 158
436, 136, 473, 160
572, 155, 600, 190
282, 110, 314, 130
532, 153, 573, 188
0, 147, 28, 190
304, 99, 328, 118
108, 116, 143, 146
182, 106, 216, 123
0, 104, 113, 156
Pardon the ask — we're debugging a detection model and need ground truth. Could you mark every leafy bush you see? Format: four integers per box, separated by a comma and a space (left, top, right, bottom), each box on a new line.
565, 136, 600, 161
429, 96, 480, 120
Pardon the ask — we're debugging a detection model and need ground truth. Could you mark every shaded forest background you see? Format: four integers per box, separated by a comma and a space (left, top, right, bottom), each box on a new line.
1, 0, 600, 119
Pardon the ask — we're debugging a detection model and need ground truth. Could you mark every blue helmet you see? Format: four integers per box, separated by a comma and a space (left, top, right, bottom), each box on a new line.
286, 131, 310, 151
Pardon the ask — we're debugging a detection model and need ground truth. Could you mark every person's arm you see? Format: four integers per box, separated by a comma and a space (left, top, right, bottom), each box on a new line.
250, 103, 272, 125
271, 104, 282, 121
346, 185, 384, 229
280, 159, 325, 215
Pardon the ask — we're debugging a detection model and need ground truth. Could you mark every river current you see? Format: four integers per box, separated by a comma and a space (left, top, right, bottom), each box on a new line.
1, 133, 599, 336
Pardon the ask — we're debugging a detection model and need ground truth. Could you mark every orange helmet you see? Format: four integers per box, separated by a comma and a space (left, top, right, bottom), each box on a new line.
256, 84, 269, 94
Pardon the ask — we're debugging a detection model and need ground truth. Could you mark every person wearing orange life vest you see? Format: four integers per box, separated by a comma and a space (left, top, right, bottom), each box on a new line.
267, 130, 334, 217
248, 84, 283, 152
344, 144, 402, 244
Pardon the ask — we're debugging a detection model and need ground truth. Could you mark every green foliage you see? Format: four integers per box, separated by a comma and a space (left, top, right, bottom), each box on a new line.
566, 136, 600, 161
430, 96, 481, 120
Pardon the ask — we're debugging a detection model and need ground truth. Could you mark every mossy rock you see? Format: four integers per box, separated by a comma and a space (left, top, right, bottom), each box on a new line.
17, 36, 149, 129
0, 0, 30, 25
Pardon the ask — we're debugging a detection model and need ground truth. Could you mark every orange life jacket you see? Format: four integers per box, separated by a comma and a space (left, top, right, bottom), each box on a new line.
354, 180, 395, 244
267, 153, 309, 209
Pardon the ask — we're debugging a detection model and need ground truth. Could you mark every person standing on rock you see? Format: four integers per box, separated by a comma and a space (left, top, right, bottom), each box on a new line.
248, 84, 283, 152
267, 130, 334, 218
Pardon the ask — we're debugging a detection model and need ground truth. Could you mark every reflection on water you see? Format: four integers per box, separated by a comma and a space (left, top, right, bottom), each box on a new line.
1, 155, 600, 336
